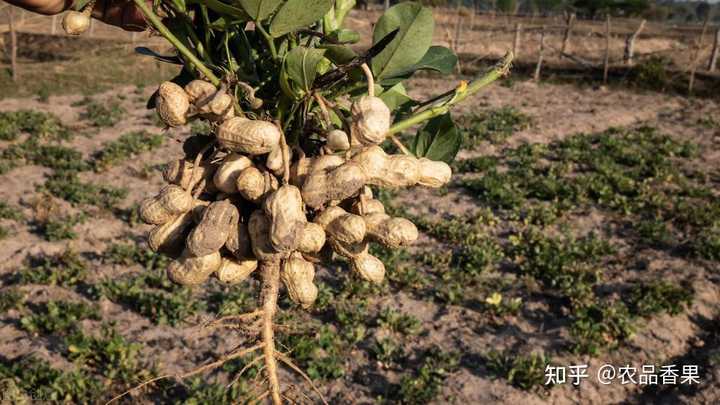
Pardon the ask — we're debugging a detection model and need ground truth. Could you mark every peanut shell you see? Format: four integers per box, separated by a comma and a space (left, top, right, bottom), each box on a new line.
350, 96, 391, 145
156, 82, 190, 127
351, 251, 386, 284
217, 117, 281, 155
167, 250, 222, 286
186, 200, 239, 256
264, 185, 306, 252
213, 154, 253, 194
298, 222, 326, 254
418, 158, 452, 188
216, 257, 258, 284
148, 211, 194, 256
281, 253, 318, 309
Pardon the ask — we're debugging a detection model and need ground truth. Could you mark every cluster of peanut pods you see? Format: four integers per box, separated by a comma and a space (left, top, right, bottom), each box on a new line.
141, 80, 451, 308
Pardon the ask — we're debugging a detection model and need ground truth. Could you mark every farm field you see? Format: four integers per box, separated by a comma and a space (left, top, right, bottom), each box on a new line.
0, 5, 719, 405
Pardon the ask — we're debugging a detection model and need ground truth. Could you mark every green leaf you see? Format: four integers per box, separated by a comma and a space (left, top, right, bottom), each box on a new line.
412, 113, 462, 163
319, 44, 357, 65
371, 2, 434, 81
404, 46, 458, 75
379, 83, 414, 112
329, 29, 361, 44
285, 47, 327, 94
270, 0, 334, 37
238, 0, 283, 21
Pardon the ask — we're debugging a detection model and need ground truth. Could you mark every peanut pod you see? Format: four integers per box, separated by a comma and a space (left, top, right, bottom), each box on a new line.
186, 200, 239, 256
281, 252, 318, 309
213, 153, 253, 194
363, 213, 418, 248
216, 257, 258, 284
264, 185, 307, 252
315, 206, 366, 245
217, 117, 281, 155
148, 210, 195, 257
302, 161, 367, 209
167, 250, 222, 286
156, 82, 190, 127
350, 96, 391, 145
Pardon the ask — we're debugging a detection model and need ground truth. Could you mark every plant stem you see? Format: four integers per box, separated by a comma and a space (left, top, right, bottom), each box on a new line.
260, 261, 282, 405
387, 52, 513, 136
132, 0, 220, 86
255, 23, 278, 61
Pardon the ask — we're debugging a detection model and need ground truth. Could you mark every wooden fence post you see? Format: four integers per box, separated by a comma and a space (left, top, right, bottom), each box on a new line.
689, 15, 710, 94
624, 19, 646, 66
513, 23, 522, 60
534, 26, 545, 82
708, 27, 720, 72
603, 14, 611, 84
560, 13, 575, 57
7, 7, 18, 83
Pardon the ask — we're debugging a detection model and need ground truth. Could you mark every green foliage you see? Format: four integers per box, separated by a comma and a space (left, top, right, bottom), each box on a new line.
206, 286, 253, 316
413, 113, 462, 163
0, 202, 23, 221
371, 2, 434, 81
570, 301, 635, 355
377, 307, 422, 335
42, 172, 127, 209
97, 269, 204, 326
630, 56, 673, 91
37, 213, 87, 241
20, 300, 99, 335
690, 226, 720, 261
461, 106, 532, 145
0, 289, 25, 312
15, 250, 88, 287
0, 110, 69, 141
281, 325, 346, 380
1, 140, 89, 172
0, 356, 102, 403
64, 326, 151, 384
80, 100, 125, 127
626, 281, 693, 317
485, 351, 550, 391
370, 337, 404, 363
91, 131, 164, 170
396, 348, 459, 404
103, 242, 171, 271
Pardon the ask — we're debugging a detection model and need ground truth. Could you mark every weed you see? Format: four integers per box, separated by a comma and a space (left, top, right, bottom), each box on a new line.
485, 350, 550, 391
630, 56, 673, 92
0, 225, 9, 240
15, 250, 87, 287
0, 289, 24, 312
0, 110, 69, 141
42, 172, 127, 209
395, 347, 459, 403
91, 131, 164, 170
64, 325, 153, 385
483, 292, 523, 317
98, 271, 204, 325
377, 308, 422, 336
635, 218, 674, 248
177, 378, 245, 404
0, 356, 102, 402
206, 286, 253, 316
281, 325, 346, 380
371, 337, 404, 363
570, 301, 635, 355
689, 226, 720, 261
626, 281, 693, 317
461, 107, 532, 145
80, 100, 125, 127
0, 202, 22, 221
37, 213, 87, 241
20, 300, 99, 335
1, 141, 90, 172
103, 242, 170, 272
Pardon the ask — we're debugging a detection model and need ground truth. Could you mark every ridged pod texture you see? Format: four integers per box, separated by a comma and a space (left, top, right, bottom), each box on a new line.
302, 162, 367, 209
290, 157, 312, 187
184, 80, 216, 104
364, 213, 418, 248
158, 185, 193, 215
156, 82, 190, 127
351, 199, 385, 215
163, 159, 216, 192
213, 154, 253, 194
139, 198, 174, 225
167, 250, 222, 286
351, 146, 387, 180
248, 210, 282, 262
186, 200, 239, 256
297, 222, 326, 254
217, 117, 281, 155
351, 96, 391, 145
418, 158, 452, 188
201, 93, 233, 117
226, 220, 251, 259
148, 211, 195, 257
281, 253, 318, 308
326, 130, 350, 151
351, 251, 386, 284
62, 11, 90, 35
236, 167, 277, 202
216, 257, 258, 284
265, 147, 288, 176
316, 206, 366, 245
264, 185, 306, 252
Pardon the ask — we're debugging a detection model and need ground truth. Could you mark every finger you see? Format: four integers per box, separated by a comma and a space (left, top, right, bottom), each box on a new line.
91, 0, 148, 32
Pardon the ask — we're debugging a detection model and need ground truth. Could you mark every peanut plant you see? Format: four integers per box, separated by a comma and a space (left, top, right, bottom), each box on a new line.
65, 1, 512, 402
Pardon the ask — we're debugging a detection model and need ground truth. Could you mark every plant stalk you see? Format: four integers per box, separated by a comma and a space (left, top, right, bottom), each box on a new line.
255, 23, 279, 61
387, 52, 513, 136
132, 0, 221, 86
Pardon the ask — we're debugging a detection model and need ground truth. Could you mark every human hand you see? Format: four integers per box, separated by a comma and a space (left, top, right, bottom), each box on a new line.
6, 0, 148, 31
